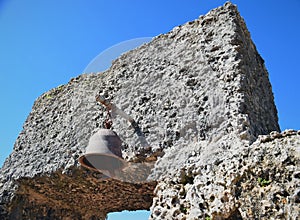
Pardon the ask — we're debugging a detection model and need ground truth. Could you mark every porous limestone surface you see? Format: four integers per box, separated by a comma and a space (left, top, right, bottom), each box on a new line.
98, 1, 279, 178
150, 130, 300, 219
0, 2, 290, 219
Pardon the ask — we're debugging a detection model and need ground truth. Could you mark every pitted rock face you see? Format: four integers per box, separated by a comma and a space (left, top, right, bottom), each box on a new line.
97, 1, 279, 178
1, 2, 296, 220
150, 130, 300, 219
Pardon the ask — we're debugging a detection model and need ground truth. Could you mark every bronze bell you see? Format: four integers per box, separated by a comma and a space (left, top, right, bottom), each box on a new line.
79, 129, 127, 177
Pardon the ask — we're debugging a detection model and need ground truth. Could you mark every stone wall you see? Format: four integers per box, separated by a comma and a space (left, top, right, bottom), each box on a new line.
150, 130, 300, 219
1, 2, 297, 220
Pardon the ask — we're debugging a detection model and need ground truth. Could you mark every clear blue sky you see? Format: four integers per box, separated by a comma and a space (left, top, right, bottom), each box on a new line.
0, 1, 299, 219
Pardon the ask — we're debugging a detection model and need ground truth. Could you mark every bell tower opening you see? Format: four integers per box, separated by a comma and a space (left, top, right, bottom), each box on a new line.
107, 210, 150, 220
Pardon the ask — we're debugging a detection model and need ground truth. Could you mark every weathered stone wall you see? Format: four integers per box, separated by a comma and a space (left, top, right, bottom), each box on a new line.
100, 1, 279, 178
0, 2, 297, 220
150, 130, 300, 219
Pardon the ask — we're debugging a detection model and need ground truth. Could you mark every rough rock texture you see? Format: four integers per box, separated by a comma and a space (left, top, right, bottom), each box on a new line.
0, 2, 298, 220
7, 169, 156, 220
150, 130, 300, 219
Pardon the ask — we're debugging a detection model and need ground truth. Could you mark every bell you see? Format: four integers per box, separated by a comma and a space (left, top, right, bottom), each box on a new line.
79, 129, 127, 177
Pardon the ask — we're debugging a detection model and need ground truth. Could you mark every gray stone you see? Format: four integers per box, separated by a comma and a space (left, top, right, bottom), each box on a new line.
150, 132, 300, 219
1, 2, 297, 220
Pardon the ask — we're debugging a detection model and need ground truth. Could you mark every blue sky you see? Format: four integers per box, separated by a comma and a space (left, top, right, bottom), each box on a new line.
0, 0, 299, 219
